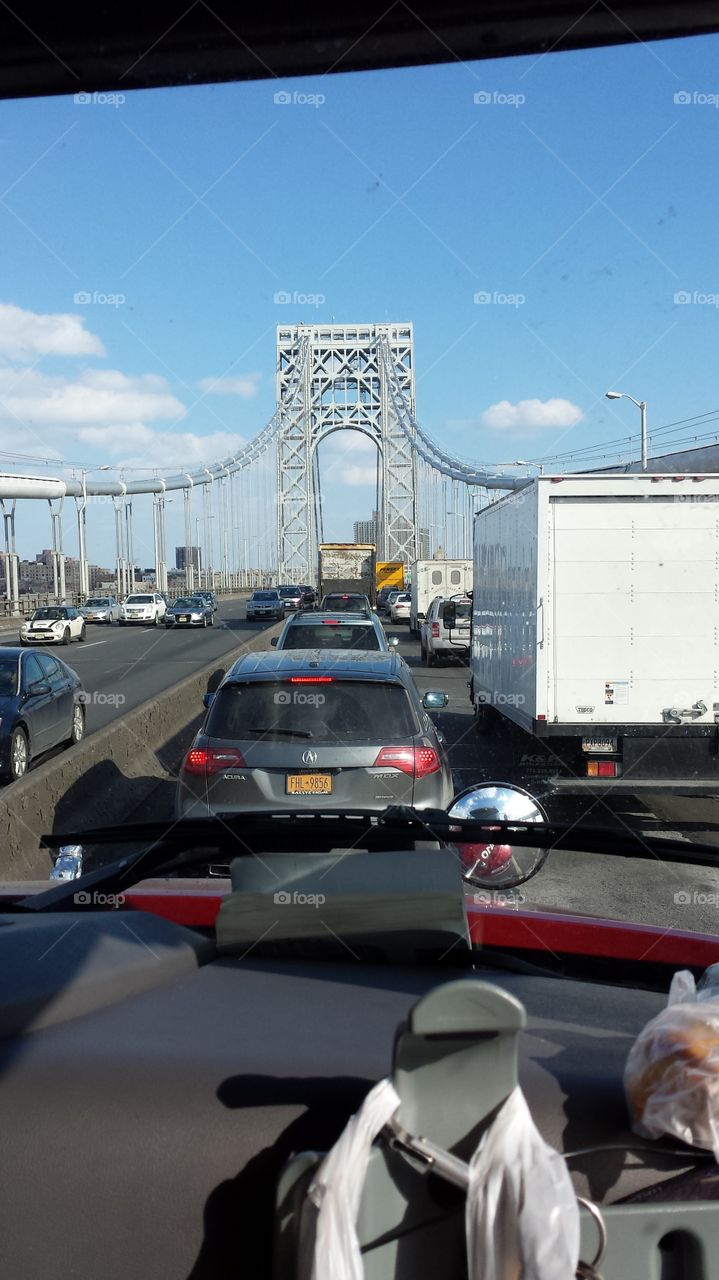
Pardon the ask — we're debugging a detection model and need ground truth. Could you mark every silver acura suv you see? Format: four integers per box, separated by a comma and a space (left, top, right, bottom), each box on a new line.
176, 649, 452, 817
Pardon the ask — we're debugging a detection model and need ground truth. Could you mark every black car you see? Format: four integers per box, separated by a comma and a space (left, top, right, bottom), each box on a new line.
298, 585, 317, 608
0, 646, 85, 781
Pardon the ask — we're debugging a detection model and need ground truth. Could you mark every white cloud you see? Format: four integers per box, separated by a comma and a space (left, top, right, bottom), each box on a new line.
482, 398, 583, 433
76, 427, 247, 467
0, 367, 185, 427
198, 373, 261, 399
0, 303, 105, 361
339, 465, 378, 486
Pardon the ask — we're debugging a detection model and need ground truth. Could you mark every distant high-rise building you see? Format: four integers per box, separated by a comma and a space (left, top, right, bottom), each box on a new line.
418, 527, 431, 559
353, 510, 379, 544
176, 545, 201, 571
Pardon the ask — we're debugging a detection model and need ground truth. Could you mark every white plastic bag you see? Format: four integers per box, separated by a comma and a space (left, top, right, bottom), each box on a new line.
624, 967, 719, 1158
308, 1077, 401, 1280
466, 1086, 580, 1280
307, 1079, 579, 1280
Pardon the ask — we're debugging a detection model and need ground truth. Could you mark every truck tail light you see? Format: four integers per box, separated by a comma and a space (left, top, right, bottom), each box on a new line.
431, 622, 440, 637
372, 746, 441, 777
586, 760, 620, 778
182, 747, 246, 775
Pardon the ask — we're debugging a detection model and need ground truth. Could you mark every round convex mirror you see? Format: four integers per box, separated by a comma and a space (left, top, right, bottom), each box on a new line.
447, 783, 549, 888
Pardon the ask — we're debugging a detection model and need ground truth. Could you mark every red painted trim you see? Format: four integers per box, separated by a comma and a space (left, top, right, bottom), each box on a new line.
117, 887, 719, 966
467, 904, 719, 965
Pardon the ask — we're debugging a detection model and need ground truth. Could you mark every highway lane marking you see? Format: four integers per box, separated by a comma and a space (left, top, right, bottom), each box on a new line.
79, 640, 108, 648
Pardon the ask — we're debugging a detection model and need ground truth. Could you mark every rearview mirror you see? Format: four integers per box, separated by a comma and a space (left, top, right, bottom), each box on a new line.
388, 635, 400, 647
202, 692, 216, 710
422, 690, 449, 709
441, 602, 457, 629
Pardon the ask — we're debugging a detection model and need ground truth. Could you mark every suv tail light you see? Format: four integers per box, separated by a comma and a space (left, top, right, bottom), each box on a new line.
372, 746, 441, 778
182, 747, 246, 775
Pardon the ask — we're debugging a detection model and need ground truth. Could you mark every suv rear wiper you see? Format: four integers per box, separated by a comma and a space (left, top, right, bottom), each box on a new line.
8, 808, 719, 914
246, 727, 313, 738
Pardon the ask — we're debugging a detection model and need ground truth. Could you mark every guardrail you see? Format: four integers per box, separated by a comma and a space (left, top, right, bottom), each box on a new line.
0, 613, 285, 880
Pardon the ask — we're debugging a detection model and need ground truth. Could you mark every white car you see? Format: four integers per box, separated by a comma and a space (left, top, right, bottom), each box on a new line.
389, 591, 411, 623
119, 592, 167, 626
20, 605, 86, 646
80, 596, 120, 624
420, 594, 471, 665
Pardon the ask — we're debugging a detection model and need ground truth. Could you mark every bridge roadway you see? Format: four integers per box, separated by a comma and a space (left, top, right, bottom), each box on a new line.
8, 602, 717, 936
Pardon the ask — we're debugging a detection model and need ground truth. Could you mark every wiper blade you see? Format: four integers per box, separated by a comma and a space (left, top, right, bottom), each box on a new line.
11, 809, 719, 914
246, 727, 313, 739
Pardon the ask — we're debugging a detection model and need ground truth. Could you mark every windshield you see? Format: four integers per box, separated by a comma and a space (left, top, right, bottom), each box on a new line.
2, 29, 719, 964
207, 680, 417, 742
281, 623, 381, 650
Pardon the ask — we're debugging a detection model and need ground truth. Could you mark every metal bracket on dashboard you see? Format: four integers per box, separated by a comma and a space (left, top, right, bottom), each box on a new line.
272, 978, 525, 1280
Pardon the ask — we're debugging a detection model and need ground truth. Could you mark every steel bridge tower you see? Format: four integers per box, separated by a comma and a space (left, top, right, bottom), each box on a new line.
276, 323, 417, 583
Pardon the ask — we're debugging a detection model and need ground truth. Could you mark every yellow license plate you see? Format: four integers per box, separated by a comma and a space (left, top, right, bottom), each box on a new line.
286, 773, 333, 795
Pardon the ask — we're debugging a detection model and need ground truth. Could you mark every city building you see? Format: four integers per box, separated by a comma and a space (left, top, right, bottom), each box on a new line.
353, 511, 379, 544
176, 545, 201, 571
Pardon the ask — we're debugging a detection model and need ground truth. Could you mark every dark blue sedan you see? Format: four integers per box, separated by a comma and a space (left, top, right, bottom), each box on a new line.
0, 647, 85, 782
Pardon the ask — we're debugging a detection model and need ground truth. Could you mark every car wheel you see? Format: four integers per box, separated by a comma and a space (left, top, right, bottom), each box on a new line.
8, 726, 29, 781
209, 612, 214, 626
68, 702, 85, 745
62, 628, 71, 645
202, 614, 207, 628
79, 623, 86, 642
427, 648, 436, 667
119, 620, 125, 627
19, 639, 27, 647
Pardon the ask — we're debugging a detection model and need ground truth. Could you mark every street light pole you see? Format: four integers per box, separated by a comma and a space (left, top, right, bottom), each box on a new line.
605, 391, 648, 471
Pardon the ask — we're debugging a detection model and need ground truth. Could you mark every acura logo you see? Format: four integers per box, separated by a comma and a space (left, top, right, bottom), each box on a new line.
302, 749, 318, 765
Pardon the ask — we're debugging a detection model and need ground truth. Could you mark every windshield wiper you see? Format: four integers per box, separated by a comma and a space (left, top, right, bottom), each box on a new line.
246, 727, 313, 738
8, 808, 719, 914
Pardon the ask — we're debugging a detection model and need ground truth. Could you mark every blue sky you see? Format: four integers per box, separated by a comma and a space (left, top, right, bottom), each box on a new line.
0, 30, 718, 564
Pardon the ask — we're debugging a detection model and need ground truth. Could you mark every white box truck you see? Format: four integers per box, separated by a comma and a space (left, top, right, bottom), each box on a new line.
410, 559, 472, 634
468, 473, 719, 795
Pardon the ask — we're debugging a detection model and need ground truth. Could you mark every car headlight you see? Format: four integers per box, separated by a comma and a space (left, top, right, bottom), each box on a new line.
53, 622, 64, 631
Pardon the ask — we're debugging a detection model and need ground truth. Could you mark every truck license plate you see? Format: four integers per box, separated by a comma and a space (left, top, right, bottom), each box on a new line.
582, 737, 617, 754
286, 773, 333, 795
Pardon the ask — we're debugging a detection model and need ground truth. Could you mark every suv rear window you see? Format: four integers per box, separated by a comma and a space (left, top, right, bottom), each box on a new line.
281, 623, 381, 650
253, 591, 278, 601
279, 587, 301, 598
207, 680, 418, 742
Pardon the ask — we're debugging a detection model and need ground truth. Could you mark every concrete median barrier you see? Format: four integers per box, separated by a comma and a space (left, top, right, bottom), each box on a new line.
0, 618, 284, 881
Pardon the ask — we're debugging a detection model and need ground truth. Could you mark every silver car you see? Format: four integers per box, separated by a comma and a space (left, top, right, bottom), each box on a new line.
176, 649, 451, 817
420, 594, 471, 665
79, 595, 120, 624
272, 611, 399, 652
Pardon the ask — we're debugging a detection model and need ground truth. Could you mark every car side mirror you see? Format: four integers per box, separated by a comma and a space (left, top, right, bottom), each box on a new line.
441, 602, 457, 629
388, 635, 400, 647
28, 679, 51, 696
270, 636, 278, 646
202, 692, 215, 710
422, 690, 449, 709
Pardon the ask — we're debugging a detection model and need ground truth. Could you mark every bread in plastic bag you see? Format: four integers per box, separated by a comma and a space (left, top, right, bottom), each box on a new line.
306, 1079, 579, 1280
624, 968, 719, 1159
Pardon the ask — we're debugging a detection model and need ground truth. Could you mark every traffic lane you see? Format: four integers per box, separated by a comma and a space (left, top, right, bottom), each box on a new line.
50, 605, 275, 735
388, 620, 719, 934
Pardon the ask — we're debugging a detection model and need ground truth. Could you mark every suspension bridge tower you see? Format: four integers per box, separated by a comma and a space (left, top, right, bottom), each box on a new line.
276, 323, 418, 583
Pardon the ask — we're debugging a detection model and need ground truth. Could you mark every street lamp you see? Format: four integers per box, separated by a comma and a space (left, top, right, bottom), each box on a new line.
606, 391, 647, 471
77, 465, 109, 598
